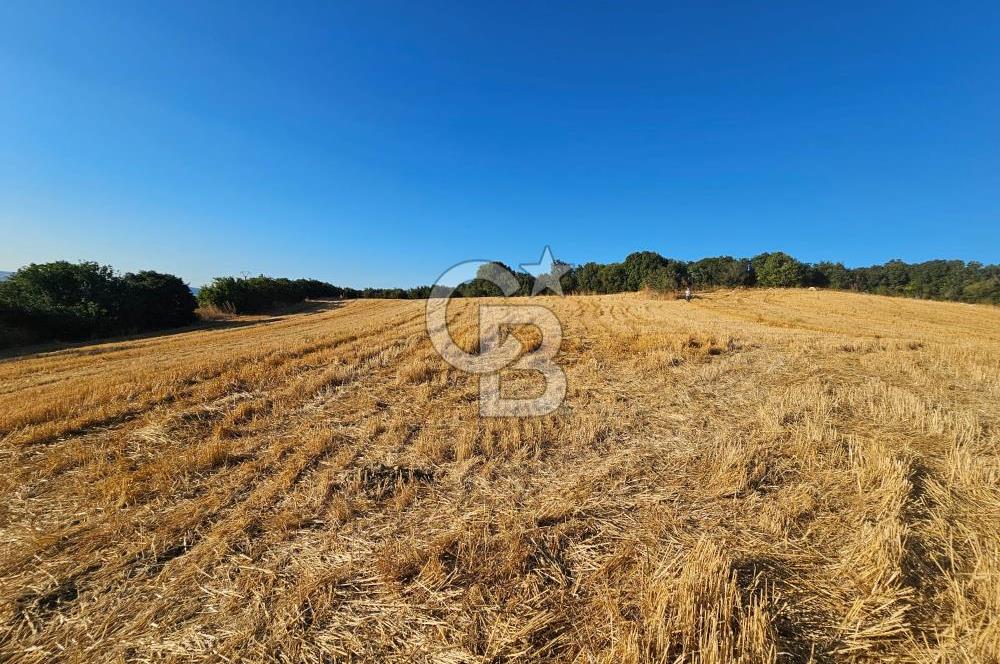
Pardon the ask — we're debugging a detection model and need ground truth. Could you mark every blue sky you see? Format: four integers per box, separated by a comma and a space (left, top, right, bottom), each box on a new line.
1, 1, 998, 288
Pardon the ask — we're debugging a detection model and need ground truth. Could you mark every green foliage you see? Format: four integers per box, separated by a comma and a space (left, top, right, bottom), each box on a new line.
0, 261, 198, 346
356, 285, 432, 299
197, 275, 435, 309
751, 252, 811, 288
556, 260, 577, 294
622, 251, 671, 291
406, 285, 433, 299
457, 262, 510, 297
571, 262, 603, 293
561, 252, 997, 304
293, 278, 345, 299
451, 262, 533, 298
120, 271, 199, 331
643, 267, 679, 292
846, 259, 1000, 303
962, 277, 1000, 303
688, 256, 753, 288
197, 275, 344, 313
362, 287, 406, 299
0, 261, 117, 341
598, 263, 629, 293
643, 262, 689, 292
813, 262, 850, 289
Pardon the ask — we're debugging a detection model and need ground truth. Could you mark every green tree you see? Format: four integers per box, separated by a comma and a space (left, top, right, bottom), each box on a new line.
688, 256, 751, 288
120, 271, 198, 330
455, 262, 510, 297
644, 265, 687, 292
558, 261, 578, 294
0, 261, 120, 340
962, 277, 1000, 304
573, 263, 603, 293
752, 252, 810, 288
622, 251, 669, 291
813, 262, 851, 289
598, 263, 629, 293
0, 261, 198, 345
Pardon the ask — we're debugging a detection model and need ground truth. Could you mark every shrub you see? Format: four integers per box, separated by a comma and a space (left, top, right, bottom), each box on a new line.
0, 261, 120, 341
598, 263, 629, 293
571, 262, 603, 293
0, 261, 197, 346
120, 271, 198, 331
623, 251, 672, 291
752, 252, 810, 288
961, 277, 1000, 304
689, 256, 753, 288
644, 263, 689, 292
197, 275, 345, 313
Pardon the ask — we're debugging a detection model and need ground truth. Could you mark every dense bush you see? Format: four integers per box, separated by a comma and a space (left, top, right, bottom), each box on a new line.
813, 261, 851, 289
751, 252, 811, 288
572, 262, 603, 293
688, 256, 754, 288
622, 252, 670, 291
0, 261, 198, 346
199, 276, 304, 313
120, 271, 198, 331
0, 262, 118, 341
643, 262, 689, 292
197, 276, 363, 313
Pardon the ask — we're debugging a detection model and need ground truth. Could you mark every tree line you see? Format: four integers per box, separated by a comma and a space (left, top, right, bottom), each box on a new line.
2, 252, 998, 347
444, 251, 1000, 304
189, 252, 1000, 306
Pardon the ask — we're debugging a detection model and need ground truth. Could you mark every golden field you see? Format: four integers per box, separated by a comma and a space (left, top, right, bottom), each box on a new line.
0, 290, 998, 663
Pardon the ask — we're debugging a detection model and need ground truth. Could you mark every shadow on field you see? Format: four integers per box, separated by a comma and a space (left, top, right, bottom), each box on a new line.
0, 299, 347, 362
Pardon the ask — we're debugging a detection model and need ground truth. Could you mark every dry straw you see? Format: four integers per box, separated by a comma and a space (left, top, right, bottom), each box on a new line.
0, 290, 997, 662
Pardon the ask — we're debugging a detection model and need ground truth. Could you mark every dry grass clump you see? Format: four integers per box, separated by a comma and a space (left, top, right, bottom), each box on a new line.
0, 291, 998, 662
195, 301, 237, 320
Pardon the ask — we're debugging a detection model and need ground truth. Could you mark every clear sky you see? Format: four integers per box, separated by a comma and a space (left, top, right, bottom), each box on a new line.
1, 1, 998, 288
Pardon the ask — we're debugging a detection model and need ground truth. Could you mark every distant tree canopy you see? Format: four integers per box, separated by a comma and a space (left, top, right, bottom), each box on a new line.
196, 275, 437, 312
182, 254, 1000, 314
752, 252, 813, 288
3, 251, 997, 348
558, 252, 998, 304
453, 262, 513, 298
197, 276, 339, 314
0, 261, 197, 346
688, 256, 755, 288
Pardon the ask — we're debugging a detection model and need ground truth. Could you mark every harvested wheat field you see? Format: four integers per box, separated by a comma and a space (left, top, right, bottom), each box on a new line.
1, 290, 998, 663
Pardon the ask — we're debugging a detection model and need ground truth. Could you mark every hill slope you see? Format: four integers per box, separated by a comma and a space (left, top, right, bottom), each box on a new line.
1, 291, 997, 662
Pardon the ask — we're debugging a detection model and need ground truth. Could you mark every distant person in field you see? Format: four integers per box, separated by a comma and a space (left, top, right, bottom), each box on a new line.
685, 286, 692, 302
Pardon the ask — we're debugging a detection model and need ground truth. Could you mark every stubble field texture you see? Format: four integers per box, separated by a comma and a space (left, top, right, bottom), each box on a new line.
0, 290, 998, 663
